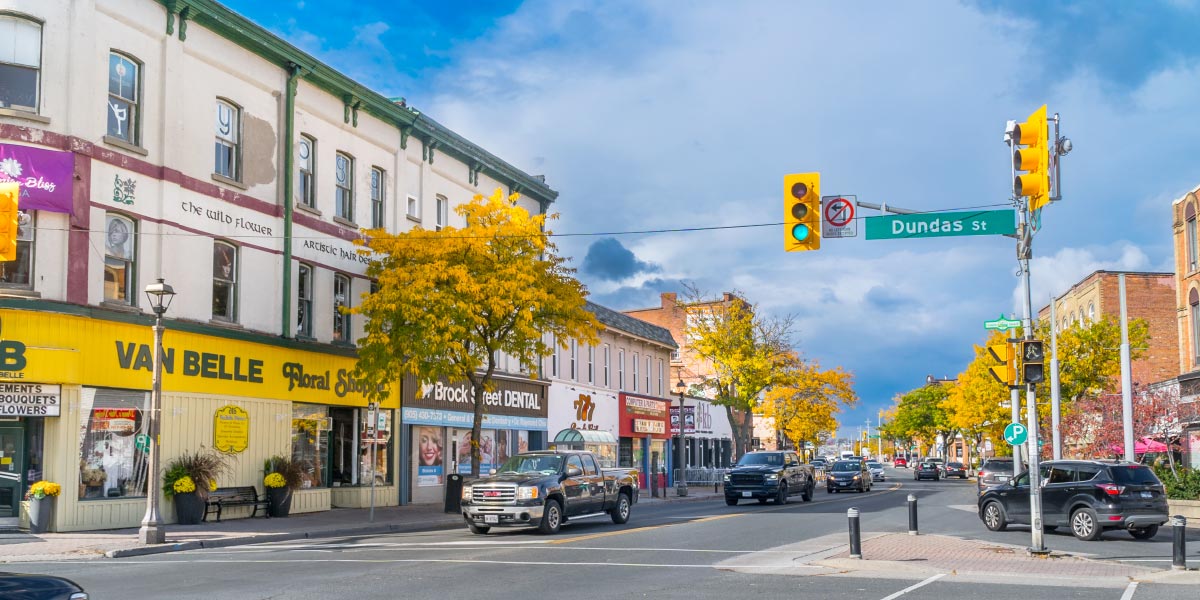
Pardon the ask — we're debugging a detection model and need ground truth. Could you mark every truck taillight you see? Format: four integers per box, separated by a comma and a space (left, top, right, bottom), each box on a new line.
1096, 483, 1124, 496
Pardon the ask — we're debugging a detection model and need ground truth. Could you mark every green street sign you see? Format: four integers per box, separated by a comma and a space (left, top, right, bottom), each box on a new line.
1003, 423, 1027, 446
135, 433, 150, 454
865, 210, 1016, 240
984, 315, 1022, 332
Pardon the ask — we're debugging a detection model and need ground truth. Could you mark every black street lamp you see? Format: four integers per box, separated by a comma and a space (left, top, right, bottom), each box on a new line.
674, 378, 688, 497
139, 278, 175, 544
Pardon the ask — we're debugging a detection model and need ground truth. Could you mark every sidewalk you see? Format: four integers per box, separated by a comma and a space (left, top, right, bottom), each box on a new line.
0, 488, 722, 563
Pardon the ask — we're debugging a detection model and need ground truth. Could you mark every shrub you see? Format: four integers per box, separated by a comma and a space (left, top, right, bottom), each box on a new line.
1152, 463, 1200, 500
163, 450, 230, 499
263, 455, 304, 491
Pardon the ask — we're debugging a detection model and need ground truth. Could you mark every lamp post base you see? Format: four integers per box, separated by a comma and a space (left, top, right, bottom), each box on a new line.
676, 485, 688, 497
138, 523, 165, 545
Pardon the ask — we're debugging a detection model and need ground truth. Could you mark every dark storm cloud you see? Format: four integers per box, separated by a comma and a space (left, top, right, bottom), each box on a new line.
580, 237, 662, 281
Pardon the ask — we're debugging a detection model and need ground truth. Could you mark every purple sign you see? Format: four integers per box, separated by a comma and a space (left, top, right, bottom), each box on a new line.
0, 143, 74, 214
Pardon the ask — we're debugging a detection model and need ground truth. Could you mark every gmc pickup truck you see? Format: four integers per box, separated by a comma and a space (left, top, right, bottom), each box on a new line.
461, 450, 639, 535
723, 450, 816, 505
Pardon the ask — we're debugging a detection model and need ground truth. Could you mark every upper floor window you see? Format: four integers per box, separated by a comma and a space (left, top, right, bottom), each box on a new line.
212, 241, 238, 321
645, 356, 651, 394
106, 53, 140, 145
1192, 289, 1200, 367
603, 344, 611, 387
0, 210, 33, 287
297, 263, 313, 338
569, 339, 578, 381
1087, 302, 1096, 322
297, 135, 315, 208
657, 358, 664, 395
334, 274, 351, 342
435, 195, 447, 231
1188, 209, 1198, 273
671, 349, 680, 362
370, 167, 385, 228
587, 345, 595, 384
618, 349, 625, 390
0, 15, 41, 113
335, 153, 354, 221
406, 195, 418, 220
104, 213, 136, 304
549, 335, 558, 377
214, 100, 240, 180
632, 352, 639, 392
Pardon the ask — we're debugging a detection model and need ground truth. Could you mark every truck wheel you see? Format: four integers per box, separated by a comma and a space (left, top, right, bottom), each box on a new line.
610, 492, 631, 524
725, 496, 739, 506
467, 522, 490, 535
774, 482, 789, 505
1129, 525, 1158, 540
538, 499, 563, 535
801, 482, 813, 502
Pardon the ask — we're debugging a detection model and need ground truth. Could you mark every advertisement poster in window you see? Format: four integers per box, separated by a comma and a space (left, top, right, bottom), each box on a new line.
415, 426, 443, 487
517, 430, 529, 455
494, 430, 510, 465
455, 429, 495, 474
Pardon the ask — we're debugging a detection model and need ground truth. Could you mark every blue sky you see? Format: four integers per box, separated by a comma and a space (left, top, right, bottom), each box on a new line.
226, 0, 1200, 439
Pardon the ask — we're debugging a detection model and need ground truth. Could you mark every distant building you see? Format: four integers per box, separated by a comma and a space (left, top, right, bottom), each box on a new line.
1169, 187, 1200, 468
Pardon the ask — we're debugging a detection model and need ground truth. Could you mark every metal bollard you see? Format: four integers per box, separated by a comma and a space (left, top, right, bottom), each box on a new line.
907, 494, 918, 536
848, 507, 862, 559
1172, 514, 1187, 571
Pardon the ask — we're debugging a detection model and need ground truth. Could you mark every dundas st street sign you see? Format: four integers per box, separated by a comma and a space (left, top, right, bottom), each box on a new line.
865, 209, 1016, 240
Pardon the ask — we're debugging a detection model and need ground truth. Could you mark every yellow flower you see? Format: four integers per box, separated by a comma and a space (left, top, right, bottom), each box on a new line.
264, 472, 287, 488
209, 479, 218, 492
173, 476, 196, 494
30, 481, 61, 499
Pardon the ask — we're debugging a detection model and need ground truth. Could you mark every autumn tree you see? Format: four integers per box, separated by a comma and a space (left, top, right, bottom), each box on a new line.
1038, 315, 1149, 402
887, 384, 950, 455
765, 358, 858, 459
682, 289, 794, 456
352, 189, 601, 476
941, 332, 1014, 460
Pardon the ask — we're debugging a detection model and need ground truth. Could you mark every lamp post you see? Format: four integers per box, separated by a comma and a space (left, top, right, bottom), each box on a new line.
674, 379, 688, 497
139, 278, 175, 544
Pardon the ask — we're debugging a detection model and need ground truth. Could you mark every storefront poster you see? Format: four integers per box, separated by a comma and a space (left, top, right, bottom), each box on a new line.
456, 429, 495, 474
0, 383, 60, 416
415, 426, 444, 486
213, 405, 250, 453
517, 430, 529, 455
0, 143, 74, 214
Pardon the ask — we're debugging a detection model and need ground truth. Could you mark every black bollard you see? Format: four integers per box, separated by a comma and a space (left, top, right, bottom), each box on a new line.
907, 493, 918, 536
848, 507, 862, 559
1172, 515, 1187, 571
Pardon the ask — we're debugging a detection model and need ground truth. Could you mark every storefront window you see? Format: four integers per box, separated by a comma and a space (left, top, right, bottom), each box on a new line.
77, 388, 149, 500
292, 404, 327, 488
22, 418, 44, 499
361, 409, 393, 485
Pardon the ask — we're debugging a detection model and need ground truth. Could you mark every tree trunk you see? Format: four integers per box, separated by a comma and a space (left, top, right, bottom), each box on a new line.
470, 379, 485, 477
726, 404, 747, 459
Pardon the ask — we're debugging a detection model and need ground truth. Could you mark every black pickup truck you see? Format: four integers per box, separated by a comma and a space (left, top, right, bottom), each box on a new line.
461, 450, 639, 535
723, 450, 816, 505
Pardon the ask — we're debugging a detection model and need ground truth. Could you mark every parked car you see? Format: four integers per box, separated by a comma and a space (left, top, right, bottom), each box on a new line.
976, 458, 1015, 491
944, 462, 967, 479
0, 572, 89, 599
460, 450, 639, 534
978, 460, 1169, 541
925, 457, 946, 475
913, 461, 941, 481
893, 457, 908, 468
810, 458, 827, 471
724, 450, 816, 505
866, 461, 886, 481
826, 460, 871, 493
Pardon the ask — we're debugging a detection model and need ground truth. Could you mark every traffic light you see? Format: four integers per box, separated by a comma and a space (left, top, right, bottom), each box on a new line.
784, 172, 821, 252
0, 182, 19, 262
1013, 105, 1050, 212
1021, 339, 1045, 384
986, 341, 1016, 387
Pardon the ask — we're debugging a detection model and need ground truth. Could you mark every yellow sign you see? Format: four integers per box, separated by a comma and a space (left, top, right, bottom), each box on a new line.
0, 308, 398, 408
213, 405, 250, 453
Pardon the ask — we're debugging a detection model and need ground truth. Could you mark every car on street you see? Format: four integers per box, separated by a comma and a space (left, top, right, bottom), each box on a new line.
0, 572, 89, 599
944, 461, 967, 479
976, 457, 1015, 491
826, 460, 871, 493
893, 457, 908, 468
810, 458, 827, 471
925, 457, 946, 476
913, 461, 940, 481
866, 461, 886, 481
978, 460, 1169, 541
724, 450, 816, 505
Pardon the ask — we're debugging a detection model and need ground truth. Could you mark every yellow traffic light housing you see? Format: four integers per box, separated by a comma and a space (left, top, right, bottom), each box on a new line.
986, 341, 1016, 387
784, 172, 821, 252
1013, 105, 1050, 212
0, 182, 19, 262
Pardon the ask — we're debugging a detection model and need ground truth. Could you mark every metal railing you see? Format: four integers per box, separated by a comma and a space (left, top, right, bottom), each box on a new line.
672, 467, 731, 486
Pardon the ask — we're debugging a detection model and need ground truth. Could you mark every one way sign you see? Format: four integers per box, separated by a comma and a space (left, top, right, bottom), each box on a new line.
822, 195, 857, 238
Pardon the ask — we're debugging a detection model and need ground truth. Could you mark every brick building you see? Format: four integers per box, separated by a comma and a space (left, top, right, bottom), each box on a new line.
1170, 186, 1200, 468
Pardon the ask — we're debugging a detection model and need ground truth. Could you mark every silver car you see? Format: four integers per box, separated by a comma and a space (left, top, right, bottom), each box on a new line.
867, 461, 885, 481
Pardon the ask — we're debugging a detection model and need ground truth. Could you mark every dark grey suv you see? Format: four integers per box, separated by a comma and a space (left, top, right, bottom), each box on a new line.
976, 458, 1015, 491
978, 460, 1169, 541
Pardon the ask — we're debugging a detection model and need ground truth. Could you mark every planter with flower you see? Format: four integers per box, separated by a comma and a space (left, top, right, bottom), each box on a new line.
26, 481, 61, 533
163, 450, 229, 525
263, 456, 303, 517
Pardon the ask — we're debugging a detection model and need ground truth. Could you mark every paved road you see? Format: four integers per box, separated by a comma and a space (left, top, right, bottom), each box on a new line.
15, 467, 1199, 599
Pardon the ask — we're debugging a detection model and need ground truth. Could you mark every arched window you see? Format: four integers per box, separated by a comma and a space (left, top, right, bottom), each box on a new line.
1188, 201, 1198, 272
1087, 302, 1096, 322
1191, 288, 1200, 367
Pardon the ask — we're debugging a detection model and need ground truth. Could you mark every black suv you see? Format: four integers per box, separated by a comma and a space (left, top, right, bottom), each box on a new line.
826, 460, 871, 493
976, 458, 1014, 491
978, 460, 1169, 541
723, 451, 815, 505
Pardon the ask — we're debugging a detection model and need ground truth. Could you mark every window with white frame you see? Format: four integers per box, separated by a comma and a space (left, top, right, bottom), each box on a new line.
214, 99, 240, 180
406, 195, 418, 220
435, 195, 447, 231
334, 274, 351, 342
212, 241, 238, 321
657, 358, 664, 395
645, 356, 651, 394
618, 349, 625, 390
297, 135, 316, 208
603, 344, 610, 387
0, 210, 33, 287
104, 213, 136, 304
1188, 207, 1198, 272
570, 339, 577, 381
297, 263, 313, 337
0, 15, 41, 113
587, 345, 595, 384
632, 353, 639, 392
370, 167, 385, 228
335, 153, 354, 221
550, 335, 558, 377
106, 52, 140, 145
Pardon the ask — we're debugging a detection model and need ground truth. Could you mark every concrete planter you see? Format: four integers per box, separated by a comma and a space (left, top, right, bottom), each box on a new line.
1167, 499, 1200, 524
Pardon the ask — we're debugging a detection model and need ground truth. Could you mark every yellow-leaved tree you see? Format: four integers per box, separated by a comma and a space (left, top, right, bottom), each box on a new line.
765, 357, 858, 459
941, 331, 1015, 461
351, 189, 601, 476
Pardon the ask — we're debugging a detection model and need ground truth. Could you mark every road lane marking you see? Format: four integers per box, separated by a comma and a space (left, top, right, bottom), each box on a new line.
103, 557, 827, 569
209, 544, 806, 555
1120, 582, 1137, 600
879, 573, 945, 600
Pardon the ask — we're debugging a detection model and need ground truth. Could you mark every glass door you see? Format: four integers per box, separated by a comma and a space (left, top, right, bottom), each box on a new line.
0, 423, 25, 519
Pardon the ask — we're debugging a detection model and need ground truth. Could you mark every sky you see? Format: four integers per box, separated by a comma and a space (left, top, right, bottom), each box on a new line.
226, 0, 1200, 439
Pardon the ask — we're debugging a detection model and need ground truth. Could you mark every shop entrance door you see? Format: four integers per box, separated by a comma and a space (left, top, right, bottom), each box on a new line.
0, 423, 25, 519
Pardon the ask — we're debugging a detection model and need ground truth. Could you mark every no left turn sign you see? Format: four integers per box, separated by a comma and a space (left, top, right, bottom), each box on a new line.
822, 196, 857, 238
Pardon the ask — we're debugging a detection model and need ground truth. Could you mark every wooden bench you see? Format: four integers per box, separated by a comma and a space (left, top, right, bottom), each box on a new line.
204, 486, 270, 522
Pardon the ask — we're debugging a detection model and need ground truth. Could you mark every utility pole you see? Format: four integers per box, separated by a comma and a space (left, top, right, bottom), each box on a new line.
1049, 296, 1062, 460
1119, 274, 1135, 462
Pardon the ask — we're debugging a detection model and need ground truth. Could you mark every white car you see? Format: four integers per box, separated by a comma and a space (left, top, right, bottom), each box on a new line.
866, 461, 885, 481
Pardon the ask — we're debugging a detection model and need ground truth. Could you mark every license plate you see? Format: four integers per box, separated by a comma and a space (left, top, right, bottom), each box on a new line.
742, 491, 752, 497
1140, 491, 1152, 498
995, 475, 1008, 481
484, 515, 498, 524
